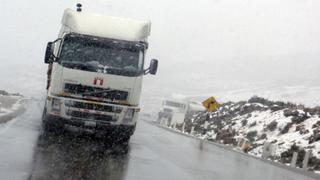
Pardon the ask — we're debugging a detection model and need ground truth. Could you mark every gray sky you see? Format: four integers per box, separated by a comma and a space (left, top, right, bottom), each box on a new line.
1, 0, 320, 110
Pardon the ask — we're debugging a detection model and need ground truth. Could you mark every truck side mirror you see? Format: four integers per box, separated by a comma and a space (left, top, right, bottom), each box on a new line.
44, 42, 54, 64
149, 59, 158, 75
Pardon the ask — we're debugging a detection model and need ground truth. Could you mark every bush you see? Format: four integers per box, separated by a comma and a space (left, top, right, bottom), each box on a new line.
280, 122, 293, 134
249, 121, 257, 127
291, 116, 308, 124
0, 90, 9, 96
267, 121, 278, 131
283, 109, 299, 117
246, 131, 258, 141
258, 133, 267, 140
241, 119, 248, 126
248, 96, 272, 106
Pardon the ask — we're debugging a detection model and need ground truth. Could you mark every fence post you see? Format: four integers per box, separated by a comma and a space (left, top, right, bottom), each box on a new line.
290, 152, 298, 167
302, 150, 311, 170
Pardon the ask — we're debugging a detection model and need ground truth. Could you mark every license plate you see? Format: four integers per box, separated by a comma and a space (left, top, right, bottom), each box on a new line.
84, 121, 97, 127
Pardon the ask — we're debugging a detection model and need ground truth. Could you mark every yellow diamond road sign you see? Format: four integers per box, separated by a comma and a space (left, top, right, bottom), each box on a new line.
202, 96, 220, 112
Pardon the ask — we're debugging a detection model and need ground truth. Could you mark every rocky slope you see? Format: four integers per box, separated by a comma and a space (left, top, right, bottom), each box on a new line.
186, 96, 320, 172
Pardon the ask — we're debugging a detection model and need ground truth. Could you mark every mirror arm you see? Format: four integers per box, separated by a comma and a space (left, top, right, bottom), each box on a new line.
144, 68, 150, 75
52, 54, 59, 62
53, 38, 62, 43
51, 38, 62, 62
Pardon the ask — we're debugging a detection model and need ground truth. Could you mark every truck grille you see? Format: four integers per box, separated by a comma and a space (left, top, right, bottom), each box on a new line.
64, 83, 128, 101
65, 101, 122, 113
66, 110, 115, 122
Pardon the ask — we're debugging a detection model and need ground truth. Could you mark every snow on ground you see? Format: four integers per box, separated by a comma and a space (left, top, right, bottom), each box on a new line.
0, 91, 41, 179
166, 96, 320, 172
0, 95, 25, 119
234, 110, 320, 159
0, 100, 42, 180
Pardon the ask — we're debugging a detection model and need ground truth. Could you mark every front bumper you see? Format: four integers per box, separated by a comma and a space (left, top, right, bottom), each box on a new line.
44, 114, 136, 136
46, 94, 139, 126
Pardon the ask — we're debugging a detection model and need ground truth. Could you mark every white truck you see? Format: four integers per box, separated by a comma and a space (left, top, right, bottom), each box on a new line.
42, 5, 158, 144
158, 99, 205, 126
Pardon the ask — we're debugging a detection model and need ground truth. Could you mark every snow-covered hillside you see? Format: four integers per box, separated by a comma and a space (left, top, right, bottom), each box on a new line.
187, 96, 320, 172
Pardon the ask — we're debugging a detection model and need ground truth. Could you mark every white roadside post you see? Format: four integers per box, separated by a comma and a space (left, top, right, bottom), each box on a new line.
173, 122, 177, 129
160, 118, 164, 126
290, 152, 298, 167
262, 142, 274, 159
181, 122, 185, 133
190, 126, 195, 135
237, 138, 244, 148
204, 121, 209, 130
237, 138, 251, 153
302, 150, 311, 170
161, 118, 165, 126
164, 118, 168, 127
199, 138, 204, 150
199, 122, 209, 150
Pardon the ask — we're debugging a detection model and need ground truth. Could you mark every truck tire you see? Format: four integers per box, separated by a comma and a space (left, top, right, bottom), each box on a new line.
43, 119, 64, 135
42, 107, 63, 135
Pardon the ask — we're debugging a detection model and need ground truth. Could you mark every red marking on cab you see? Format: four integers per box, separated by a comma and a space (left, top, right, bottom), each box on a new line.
93, 77, 104, 86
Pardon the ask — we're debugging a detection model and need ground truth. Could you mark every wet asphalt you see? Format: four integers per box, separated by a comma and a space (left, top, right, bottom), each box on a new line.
28, 119, 319, 180
1, 100, 318, 180
29, 132, 130, 180
28, 119, 202, 180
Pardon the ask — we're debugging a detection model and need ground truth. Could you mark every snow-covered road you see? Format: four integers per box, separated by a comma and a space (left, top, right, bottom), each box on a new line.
0, 100, 318, 180
0, 99, 42, 180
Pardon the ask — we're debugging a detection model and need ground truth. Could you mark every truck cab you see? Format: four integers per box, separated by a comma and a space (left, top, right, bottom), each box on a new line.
42, 7, 158, 144
158, 100, 188, 126
158, 99, 205, 126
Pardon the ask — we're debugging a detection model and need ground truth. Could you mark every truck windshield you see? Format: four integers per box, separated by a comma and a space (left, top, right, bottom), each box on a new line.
165, 101, 186, 109
59, 34, 145, 77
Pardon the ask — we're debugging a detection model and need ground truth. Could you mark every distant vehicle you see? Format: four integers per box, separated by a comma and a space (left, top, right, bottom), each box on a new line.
158, 99, 205, 126
42, 4, 158, 144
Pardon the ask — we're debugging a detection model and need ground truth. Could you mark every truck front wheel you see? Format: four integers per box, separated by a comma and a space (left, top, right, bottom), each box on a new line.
42, 107, 64, 135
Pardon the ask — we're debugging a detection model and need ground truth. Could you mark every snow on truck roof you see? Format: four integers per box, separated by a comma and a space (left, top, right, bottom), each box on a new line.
61, 9, 151, 42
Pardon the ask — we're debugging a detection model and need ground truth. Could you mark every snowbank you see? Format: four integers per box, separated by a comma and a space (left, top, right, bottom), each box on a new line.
0, 91, 25, 123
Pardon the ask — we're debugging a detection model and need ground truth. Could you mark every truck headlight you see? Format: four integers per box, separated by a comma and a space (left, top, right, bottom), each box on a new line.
52, 98, 61, 112
123, 109, 135, 122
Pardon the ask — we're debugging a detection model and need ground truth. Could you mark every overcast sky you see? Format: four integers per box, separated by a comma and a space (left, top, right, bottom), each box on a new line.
1, 0, 320, 110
